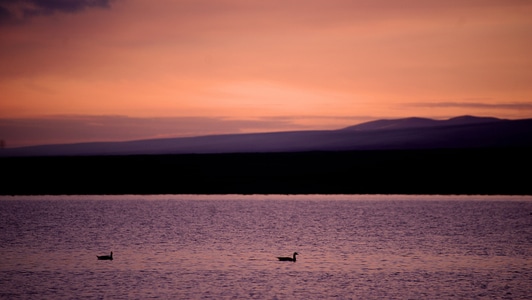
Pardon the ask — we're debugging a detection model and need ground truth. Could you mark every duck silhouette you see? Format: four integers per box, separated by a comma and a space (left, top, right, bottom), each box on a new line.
97, 252, 113, 260
277, 252, 298, 262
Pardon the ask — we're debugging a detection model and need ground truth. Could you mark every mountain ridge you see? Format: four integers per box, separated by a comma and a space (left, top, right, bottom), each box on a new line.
340, 115, 505, 131
1, 115, 531, 157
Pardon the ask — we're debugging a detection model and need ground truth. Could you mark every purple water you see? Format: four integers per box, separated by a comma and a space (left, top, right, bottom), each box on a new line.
1, 194, 531, 299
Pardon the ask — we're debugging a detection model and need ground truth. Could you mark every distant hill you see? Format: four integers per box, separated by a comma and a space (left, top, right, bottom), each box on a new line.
1, 115, 531, 157
340, 115, 504, 131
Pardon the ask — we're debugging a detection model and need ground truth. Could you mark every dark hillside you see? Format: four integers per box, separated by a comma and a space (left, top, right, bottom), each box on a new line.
1, 117, 530, 157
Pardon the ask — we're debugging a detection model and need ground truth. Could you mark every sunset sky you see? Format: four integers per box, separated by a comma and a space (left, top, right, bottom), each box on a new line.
1, 0, 532, 147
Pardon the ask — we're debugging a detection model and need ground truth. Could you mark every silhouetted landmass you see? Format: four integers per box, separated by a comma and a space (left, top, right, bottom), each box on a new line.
1, 148, 531, 195
340, 115, 505, 131
1, 116, 531, 195
1, 116, 531, 157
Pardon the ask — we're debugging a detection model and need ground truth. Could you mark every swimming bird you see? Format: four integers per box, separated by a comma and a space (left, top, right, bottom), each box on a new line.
97, 252, 113, 260
277, 252, 298, 262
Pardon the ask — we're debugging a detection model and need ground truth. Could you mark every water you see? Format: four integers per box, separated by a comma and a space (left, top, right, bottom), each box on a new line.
1, 194, 531, 299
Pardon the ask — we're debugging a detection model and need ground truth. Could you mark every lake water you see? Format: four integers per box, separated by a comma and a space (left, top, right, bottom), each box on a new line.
1, 194, 531, 299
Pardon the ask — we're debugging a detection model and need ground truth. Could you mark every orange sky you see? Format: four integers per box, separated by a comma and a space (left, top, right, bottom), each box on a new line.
1, 0, 532, 147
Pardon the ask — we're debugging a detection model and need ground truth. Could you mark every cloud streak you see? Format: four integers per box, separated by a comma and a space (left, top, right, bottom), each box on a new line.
0, 115, 312, 148
408, 102, 532, 111
0, 0, 112, 24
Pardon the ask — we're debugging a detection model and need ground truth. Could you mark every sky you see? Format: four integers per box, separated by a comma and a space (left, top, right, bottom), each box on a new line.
1, 0, 532, 148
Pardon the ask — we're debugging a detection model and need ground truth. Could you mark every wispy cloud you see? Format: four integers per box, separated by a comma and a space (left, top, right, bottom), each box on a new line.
0, 0, 113, 24
0, 115, 309, 148
407, 101, 532, 111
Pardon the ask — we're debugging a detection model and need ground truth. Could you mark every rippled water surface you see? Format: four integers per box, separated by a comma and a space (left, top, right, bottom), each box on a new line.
1, 194, 531, 299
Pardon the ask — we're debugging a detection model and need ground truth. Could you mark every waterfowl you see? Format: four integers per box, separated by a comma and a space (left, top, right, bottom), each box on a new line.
97, 252, 113, 260
277, 252, 298, 262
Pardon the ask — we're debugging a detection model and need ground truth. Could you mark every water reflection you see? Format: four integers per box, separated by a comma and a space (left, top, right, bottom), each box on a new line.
0, 194, 531, 299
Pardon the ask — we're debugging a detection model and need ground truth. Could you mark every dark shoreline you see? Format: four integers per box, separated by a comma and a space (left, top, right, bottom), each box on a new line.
1, 147, 531, 196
